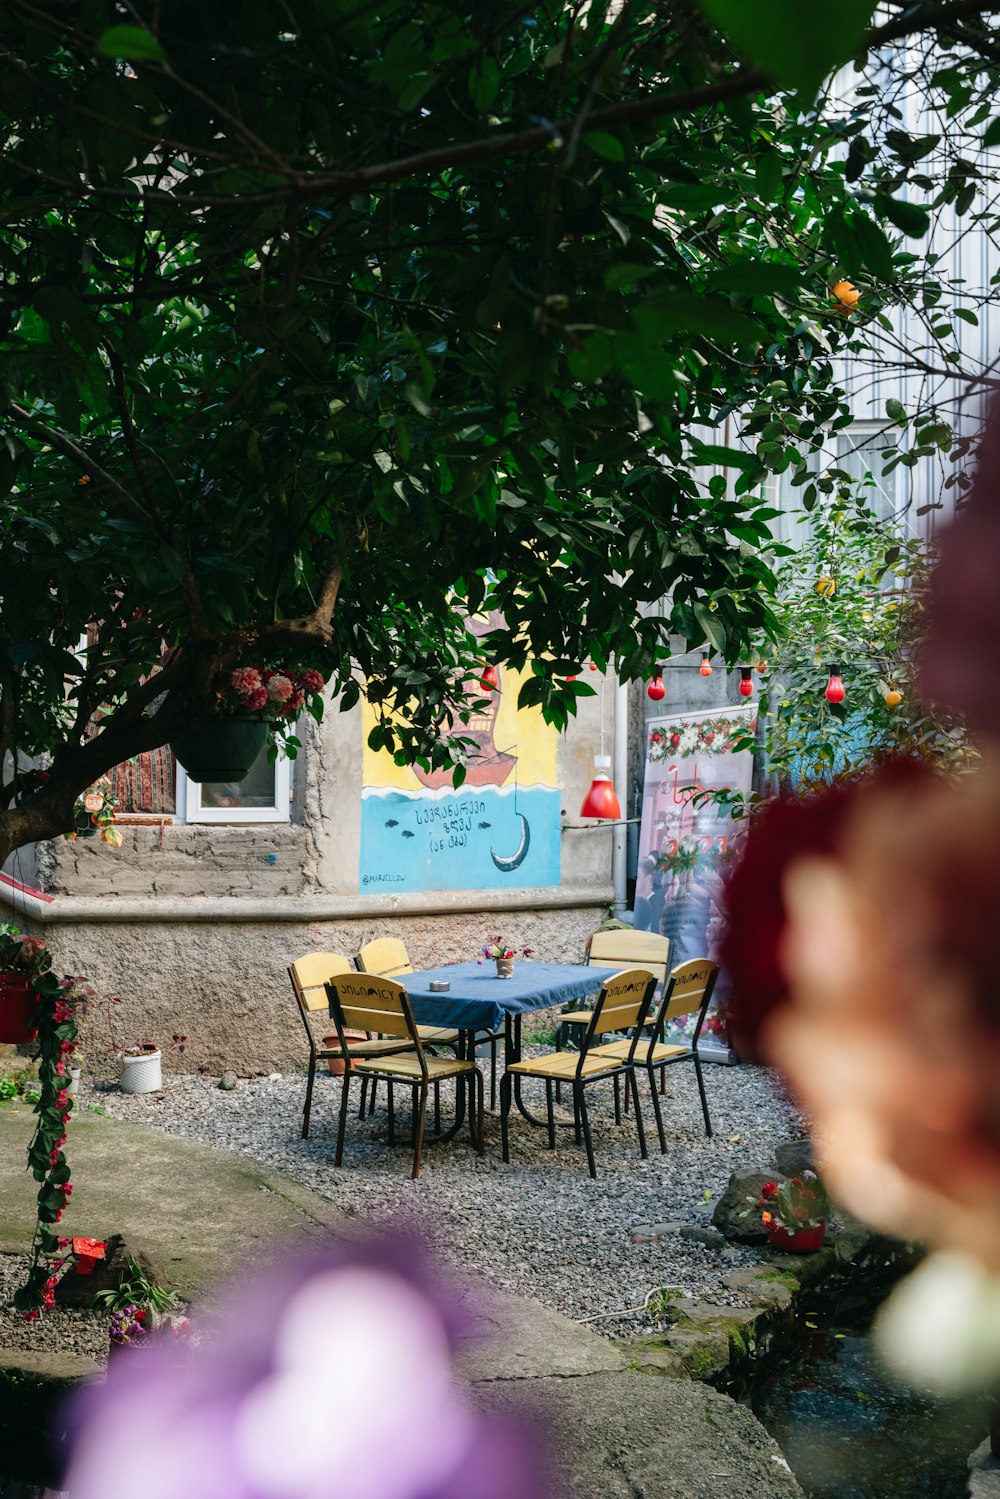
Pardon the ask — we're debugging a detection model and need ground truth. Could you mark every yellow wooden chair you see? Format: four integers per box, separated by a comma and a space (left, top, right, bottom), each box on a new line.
500, 967, 657, 1179
587, 958, 719, 1151
557, 929, 671, 1041
357, 935, 501, 1107
327, 973, 484, 1179
289, 953, 417, 1139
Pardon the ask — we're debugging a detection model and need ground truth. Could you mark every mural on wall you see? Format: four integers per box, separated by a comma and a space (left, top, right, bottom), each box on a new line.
360, 617, 561, 894
633, 707, 756, 969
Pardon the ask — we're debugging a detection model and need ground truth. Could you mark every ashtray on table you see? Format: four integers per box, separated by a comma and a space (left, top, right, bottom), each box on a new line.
429, 980, 451, 992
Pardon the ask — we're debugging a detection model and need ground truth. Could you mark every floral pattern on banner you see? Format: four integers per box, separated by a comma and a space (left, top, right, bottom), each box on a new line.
647, 714, 756, 763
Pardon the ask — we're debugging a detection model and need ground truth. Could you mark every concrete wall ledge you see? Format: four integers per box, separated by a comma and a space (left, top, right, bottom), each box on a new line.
1, 883, 614, 925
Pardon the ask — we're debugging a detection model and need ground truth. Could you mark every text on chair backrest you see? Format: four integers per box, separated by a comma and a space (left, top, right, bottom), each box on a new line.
592, 968, 656, 1036
661, 960, 718, 1024
327, 973, 411, 1039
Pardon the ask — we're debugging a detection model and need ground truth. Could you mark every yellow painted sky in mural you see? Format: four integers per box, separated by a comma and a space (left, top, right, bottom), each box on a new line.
361, 662, 558, 791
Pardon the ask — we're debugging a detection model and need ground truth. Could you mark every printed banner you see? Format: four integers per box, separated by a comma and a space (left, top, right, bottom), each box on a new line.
360, 660, 561, 895
633, 707, 755, 973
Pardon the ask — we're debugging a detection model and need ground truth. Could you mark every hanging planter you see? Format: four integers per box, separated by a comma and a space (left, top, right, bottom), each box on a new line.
169, 715, 270, 784
0, 974, 38, 1044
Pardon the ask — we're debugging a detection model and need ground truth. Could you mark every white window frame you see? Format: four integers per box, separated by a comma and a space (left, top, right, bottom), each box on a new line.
175, 754, 293, 825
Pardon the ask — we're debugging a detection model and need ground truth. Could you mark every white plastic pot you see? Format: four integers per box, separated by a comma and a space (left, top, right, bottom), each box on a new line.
120, 1048, 162, 1094
67, 1067, 82, 1097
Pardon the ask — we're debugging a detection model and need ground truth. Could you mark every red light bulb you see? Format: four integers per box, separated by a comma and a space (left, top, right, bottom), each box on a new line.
479, 664, 500, 691
825, 664, 846, 705
647, 674, 666, 702
738, 667, 754, 699
699, 654, 713, 677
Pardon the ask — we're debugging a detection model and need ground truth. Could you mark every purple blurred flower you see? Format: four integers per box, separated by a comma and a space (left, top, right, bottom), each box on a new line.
64, 1234, 546, 1499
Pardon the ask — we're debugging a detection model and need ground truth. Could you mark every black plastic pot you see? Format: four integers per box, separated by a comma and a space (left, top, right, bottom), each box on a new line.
168, 715, 270, 783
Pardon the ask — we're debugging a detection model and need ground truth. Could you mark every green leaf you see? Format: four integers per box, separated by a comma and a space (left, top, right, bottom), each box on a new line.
851, 213, 895, 282
697, 0, 877, 96
691, 444, 759, 471
880, 196, 930, 238
885, 398, 905, 422
96, 24, 165, 61
468, 57, 499, 113
583, 131, 625, 162
983, 118, 1000, 149
706, 264, 803, 297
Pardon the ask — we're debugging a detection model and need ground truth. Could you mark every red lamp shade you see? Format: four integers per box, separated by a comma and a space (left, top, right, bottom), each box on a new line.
580, 756, 621, 820
479, 664, 500, 691
738, 667, 754, 698
699, 654, 713, 677
825, 664, 846, 704
647, 674, 666, 702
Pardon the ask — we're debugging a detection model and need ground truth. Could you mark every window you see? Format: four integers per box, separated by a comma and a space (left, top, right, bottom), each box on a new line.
175, 745, 292, 824
771, 423, 902, 546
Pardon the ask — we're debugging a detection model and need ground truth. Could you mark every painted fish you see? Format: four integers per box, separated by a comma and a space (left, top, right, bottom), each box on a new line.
384, 818, 399, 827
478, 821, 491, 829
401, 829, 415, 838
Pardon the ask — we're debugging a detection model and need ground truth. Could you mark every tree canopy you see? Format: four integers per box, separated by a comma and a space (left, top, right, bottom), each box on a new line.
1, 0, 999, 863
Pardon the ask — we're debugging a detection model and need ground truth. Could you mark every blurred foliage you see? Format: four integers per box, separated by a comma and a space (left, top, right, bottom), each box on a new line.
0, 0, 997, 856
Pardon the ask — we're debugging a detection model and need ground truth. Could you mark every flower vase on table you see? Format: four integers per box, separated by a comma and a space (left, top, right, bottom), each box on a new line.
479, 935, 533, 979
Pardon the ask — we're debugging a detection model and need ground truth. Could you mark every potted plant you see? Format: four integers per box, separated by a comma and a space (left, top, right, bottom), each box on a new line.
478, 935, 533, 979
118, 1034, 186, 1094
94, 1256, 191, 1362
0, 923, 52, 1044
754, 1173, 828, 1253
169, 664, 326, 783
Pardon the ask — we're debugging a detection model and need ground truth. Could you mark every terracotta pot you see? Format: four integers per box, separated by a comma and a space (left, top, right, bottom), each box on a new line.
322, 1030, 369, 1076
0, 974, 37, 1044
765, 1221, 826, 1254
169, 714, 270, 783
495, 958, 515, 979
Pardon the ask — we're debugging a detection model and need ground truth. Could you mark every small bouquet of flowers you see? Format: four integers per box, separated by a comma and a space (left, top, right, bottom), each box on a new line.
225, 664, 327, 754
755, 1172, 828, 1232
67, 778, 122, 846
478, 936, 533, 963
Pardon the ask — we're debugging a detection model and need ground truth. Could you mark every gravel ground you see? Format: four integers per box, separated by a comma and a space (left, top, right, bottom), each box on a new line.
0, 1251, 109, 1363
74, 1059, 804, 1339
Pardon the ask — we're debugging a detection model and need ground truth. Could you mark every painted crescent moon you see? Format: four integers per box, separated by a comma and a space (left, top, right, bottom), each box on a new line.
491, 813, 530, 873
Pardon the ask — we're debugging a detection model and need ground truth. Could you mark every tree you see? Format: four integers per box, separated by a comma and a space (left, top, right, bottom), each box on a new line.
1, 0, 998, 866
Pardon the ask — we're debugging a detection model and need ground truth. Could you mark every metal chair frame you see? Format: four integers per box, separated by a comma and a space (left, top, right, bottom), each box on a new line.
500, 968, 657, 1179
327, 973, 484, 1179
589, 958, 719, 1149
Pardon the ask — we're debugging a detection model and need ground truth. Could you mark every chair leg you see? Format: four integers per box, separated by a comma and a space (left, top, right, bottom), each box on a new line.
555, 1027, 563, 1104
302, 1056, 317, 1139
368, 1078, 378, 1116
412, 1082, 428, 1179
613, 1073, 622, 1126
335, 1071, 352, 1166
628, 1068, 648, 1160
575, 1082, 597, 1179
490, 1038, 497, 1112
623, 1071, 631, 1114
694, 1055, 712, 1137
387, 1081, 395, 1145
500, 1071, 512, 1163
358, 1075, 368, 1120
434, 1080, 441, 1134
647, 1063, 667, 1153
545, 1080, 556, 1149
660, 1064, 666, 1095
573, 1088, 582, 1145
474, 1069, 485, 1157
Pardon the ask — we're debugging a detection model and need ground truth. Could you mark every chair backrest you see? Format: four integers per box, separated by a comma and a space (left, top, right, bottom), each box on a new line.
326, 973, 421, 1054
290, 952, 356, 1013
660, 959, 719, 1036
582, 968, 657, 1071
357, 937, 413, 979
587, 929, 670, 991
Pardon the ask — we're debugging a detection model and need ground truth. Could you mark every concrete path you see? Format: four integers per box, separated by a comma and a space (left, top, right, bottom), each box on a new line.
0, 1104, 803, 1497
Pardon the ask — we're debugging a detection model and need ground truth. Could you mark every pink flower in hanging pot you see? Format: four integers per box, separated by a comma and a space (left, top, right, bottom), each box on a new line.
267, 674, 295, 706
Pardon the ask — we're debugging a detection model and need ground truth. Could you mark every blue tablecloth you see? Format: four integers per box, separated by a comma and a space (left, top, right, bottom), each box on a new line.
402, 961, 618, 1033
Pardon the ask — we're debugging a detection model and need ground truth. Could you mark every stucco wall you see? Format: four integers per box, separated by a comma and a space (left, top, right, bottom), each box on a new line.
42, 903, 610, 1076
